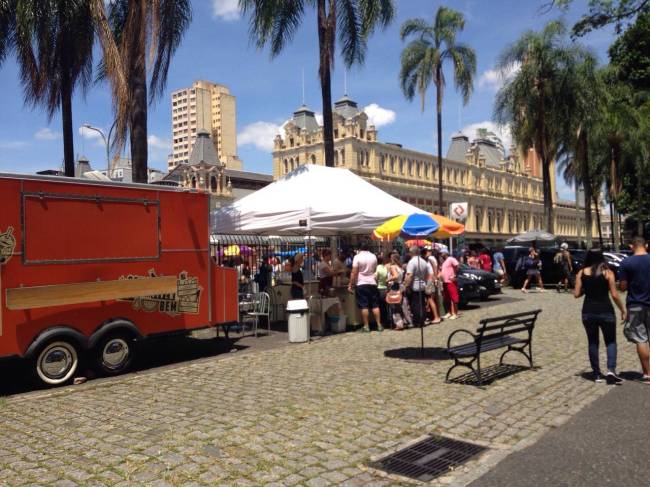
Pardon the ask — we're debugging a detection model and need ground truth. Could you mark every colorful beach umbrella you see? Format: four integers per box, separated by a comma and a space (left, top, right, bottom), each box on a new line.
373, 213, 464, 241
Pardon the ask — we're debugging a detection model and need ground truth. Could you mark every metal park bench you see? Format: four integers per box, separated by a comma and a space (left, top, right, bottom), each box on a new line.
445, 310, 542, 386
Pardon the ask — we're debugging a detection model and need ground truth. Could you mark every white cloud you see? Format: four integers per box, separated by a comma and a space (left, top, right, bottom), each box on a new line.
461, 121, 513, 152
478, 62, 521, 92
147, 135, 171, 151
363, 103, 396, 127
34, 128, 60, 140
238, 121, 285, 152
0, 140, 28, 149
211, 0, 240, 21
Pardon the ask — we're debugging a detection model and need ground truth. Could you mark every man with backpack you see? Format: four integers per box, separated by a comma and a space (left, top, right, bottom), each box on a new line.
554, 243, 573, 292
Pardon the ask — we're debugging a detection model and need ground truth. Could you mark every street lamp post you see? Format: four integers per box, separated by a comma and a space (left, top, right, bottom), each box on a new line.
82, 122, 116, 176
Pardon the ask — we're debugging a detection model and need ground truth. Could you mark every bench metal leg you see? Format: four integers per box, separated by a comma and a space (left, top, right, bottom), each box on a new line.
499, 342, 534, 368
446, 356, 480, 384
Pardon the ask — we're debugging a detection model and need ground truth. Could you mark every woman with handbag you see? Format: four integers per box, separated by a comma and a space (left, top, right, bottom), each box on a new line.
387, 252, 411, 330
423, 248, 442, 324
574, 249, 626, 384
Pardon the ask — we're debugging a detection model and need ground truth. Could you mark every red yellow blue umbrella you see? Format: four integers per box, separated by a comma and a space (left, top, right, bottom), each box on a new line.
373, 213, 464, 241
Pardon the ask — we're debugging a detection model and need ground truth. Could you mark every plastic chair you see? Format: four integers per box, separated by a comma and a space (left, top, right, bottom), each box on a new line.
242, 292, 271, 337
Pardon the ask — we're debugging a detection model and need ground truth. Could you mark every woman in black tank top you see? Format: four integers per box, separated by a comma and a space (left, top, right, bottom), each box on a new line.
574, 249, 626, 384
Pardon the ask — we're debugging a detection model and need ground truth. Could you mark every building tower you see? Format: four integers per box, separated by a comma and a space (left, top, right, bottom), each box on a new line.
170, 80, 242, 171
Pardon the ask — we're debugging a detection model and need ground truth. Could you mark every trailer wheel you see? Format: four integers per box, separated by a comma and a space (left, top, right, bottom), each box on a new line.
94, 332, 136, 376
35, 340, 79, 385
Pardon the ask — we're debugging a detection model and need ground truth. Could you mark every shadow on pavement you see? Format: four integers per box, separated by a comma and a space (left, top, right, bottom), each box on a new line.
384, 347, 450, 362
447, 363, 530, 387
0, 322, 292, 397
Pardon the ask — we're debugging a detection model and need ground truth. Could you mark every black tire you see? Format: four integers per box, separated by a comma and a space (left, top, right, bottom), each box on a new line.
34, 339, 80, 386
93, 331, 137, 376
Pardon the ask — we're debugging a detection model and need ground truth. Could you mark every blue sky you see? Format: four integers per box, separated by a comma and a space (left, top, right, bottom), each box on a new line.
0, 0, 616, 199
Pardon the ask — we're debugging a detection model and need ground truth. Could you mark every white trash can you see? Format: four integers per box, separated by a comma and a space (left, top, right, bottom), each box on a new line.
287, 299, 310, 343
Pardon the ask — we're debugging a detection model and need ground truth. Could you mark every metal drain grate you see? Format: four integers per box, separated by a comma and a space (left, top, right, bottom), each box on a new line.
370, 435, 488, 482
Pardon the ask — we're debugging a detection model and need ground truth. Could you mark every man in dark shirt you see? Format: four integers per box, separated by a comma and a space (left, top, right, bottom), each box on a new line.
619, 236, 650, 383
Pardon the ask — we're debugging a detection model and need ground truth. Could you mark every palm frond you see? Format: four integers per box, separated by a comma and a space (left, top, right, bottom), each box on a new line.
399, 39, 430, 102
149, 0, 191, 102
337, 0, 362, 66
399, 18, 430, 40
0, 0, 14, 65
358, 0, 394, 36
434, 6, 464, 48
446, 43, 476, 105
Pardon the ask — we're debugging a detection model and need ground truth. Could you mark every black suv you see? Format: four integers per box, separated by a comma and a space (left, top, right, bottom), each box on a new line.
502, 246, 583, 289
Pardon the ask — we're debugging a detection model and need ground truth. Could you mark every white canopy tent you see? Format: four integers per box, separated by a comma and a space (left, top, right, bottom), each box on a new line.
211, 164, 427, 235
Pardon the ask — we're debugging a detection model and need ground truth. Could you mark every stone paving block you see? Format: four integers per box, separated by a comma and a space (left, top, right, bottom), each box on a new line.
0, 290, 635, 486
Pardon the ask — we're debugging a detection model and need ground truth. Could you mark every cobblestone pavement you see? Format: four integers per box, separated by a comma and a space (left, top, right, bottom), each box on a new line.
0, 290, 639, 486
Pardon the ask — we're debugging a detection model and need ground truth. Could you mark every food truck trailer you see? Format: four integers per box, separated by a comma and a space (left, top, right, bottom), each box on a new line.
0, 173, 238, 385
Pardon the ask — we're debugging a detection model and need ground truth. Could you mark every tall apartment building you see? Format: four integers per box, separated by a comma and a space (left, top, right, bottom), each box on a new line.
170, 80, 242, 170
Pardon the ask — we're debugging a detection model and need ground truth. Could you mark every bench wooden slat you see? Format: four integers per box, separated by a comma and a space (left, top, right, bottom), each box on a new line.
479, 309, 541, 325
481, 326, 532, 340
449, 336, 525, 357
481, 318, 535, 332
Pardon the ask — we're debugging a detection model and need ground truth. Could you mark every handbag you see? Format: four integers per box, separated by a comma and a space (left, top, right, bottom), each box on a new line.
386, 282, 403, 304
425, 279, 436, 296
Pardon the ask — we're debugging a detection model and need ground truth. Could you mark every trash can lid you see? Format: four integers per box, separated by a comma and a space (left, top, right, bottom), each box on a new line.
286, 299, 309, 311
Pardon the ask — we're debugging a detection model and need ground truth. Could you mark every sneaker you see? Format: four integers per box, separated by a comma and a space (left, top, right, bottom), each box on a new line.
448, 314, 458, 320
424, 318, 432, 325
442, 313, 452, 319
593, 373, 604, 383
638, 375, 650, 384
606, 372, 624, 385
361, 326, 370, 333
377, 325, 384, 332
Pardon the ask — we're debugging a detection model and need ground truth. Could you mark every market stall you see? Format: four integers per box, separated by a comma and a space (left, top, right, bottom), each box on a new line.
212, 164, 426, 335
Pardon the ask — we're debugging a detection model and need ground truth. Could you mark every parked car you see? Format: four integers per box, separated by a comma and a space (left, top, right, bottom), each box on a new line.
456, 275, 481, 307
502, 246, 583, 289
573, 249, 624, 279
458, 264, 501, 300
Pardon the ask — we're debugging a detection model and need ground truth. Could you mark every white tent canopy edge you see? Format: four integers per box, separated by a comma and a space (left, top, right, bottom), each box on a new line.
211, 164, 428, 236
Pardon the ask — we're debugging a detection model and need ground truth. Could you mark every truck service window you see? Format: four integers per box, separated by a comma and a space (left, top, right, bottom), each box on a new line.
23, 193, 160, 264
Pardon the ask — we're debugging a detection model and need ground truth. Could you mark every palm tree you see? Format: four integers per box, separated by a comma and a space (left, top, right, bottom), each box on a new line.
90, 0, 192, 183
399, 7, 476, 215
10, 1, 94, 177
556, 53, 601, 247
240, 0, 394, 168
495, 21, 589, 234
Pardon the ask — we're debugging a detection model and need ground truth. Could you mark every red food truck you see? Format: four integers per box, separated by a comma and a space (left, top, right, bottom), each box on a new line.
0, 173, 238, 386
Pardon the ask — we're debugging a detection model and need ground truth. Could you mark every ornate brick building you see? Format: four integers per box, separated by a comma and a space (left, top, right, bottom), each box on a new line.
272, 95, 591, 244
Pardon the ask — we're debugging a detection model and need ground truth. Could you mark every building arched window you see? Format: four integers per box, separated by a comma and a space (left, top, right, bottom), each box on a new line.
310, 154, 316, 164
191, 176, 197, 189
399, 158, 404, 174
210, 175, 217, 192
380, 154, 386, 172
283, 159, 288, 173
408, 160, 413, 176
390, 156, 395, 173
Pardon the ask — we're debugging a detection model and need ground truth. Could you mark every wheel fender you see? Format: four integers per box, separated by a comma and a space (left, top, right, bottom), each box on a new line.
88, 319, 142, 349
25, 326, 88, 359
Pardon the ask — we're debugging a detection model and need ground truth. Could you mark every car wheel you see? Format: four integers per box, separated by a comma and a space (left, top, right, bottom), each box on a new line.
35, 340, 79, 386
94, 332, 136, 376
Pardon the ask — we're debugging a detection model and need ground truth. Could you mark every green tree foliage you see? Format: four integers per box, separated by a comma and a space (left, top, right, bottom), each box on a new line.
240, 0, 394, 168
494, 21, 590, 233
399, 6, 476, 215
2, 1, 94, 177
549, 0, 649, 36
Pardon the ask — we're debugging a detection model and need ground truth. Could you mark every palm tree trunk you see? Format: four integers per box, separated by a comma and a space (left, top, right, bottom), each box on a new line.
60, 70, 75, 177
317, 0, 335, 168
579, 131, 593, 248
609, 199, 616, 249
435, 65, 444, 215
537, 91, 554, 234
593, 194, 603, 247
129, 2, 148, 184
